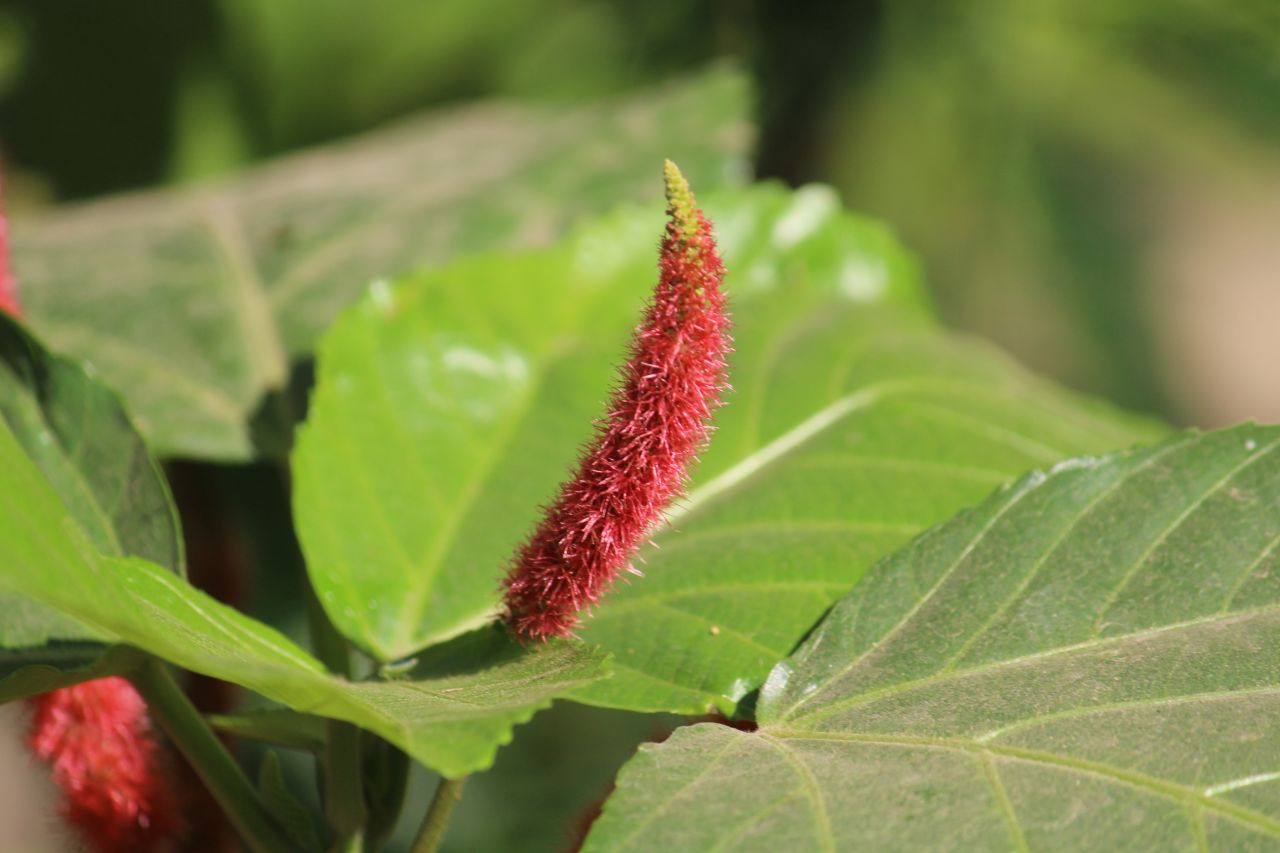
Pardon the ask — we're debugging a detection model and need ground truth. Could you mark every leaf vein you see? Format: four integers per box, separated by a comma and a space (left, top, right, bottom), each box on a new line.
1091, 436, 1280, 636
767, 730, 1280, 837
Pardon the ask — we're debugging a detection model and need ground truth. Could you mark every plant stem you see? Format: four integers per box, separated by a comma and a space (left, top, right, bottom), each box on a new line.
325, 719, 367, 850
361, 732, 411, 852
307, 588, 368, 849
307, 585, 351, 678
131, 658, 293, 853
410, 776, 468, 853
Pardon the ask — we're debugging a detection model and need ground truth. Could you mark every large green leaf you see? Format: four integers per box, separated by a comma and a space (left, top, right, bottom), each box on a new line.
586, 424, 1280, 851
294, 181, 1159, 714
9, 67, 750, 460
0, 313, 182, 671
0, 421, 607, 776
293, 182, 929, 660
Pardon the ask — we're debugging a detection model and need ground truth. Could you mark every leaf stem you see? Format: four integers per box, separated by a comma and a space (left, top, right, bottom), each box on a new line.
130, 658, 293, 853
325, 720, 367, 851
307, 583, 351, 677
307, 588, 368, 849
410, 776, 468, 853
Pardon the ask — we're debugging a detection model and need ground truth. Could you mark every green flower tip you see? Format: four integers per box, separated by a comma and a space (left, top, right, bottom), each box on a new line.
663, 159, 701, 242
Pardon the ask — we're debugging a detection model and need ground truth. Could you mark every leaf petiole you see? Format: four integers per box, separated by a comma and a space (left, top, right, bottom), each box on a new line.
410, 776, 468, 853
130, 657, 295, 852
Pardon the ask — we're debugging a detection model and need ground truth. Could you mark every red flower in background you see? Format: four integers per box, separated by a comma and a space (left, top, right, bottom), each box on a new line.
28, 678, 180, 852
503, 161, 732, 639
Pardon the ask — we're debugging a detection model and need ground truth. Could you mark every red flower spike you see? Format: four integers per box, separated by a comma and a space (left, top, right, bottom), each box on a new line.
0, 168, 21, 317
28, 677, 181, 852
503, 160, 732, 639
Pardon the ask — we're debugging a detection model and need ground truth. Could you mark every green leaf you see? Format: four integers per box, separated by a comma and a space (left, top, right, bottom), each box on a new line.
0, 645, 140, 704
0, 315, 183, 572
586, 424, 1280, 851
0, 422, 608, 775
293, 183, 933, 661
294, 181, 1159, 714
0, 312, 181, 665
208, 709, 328, 752
10, 68, 750, 460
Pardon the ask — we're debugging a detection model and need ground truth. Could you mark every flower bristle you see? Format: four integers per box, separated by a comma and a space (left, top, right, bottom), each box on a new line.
28, 677, 181, 852
502, 161, 732, 639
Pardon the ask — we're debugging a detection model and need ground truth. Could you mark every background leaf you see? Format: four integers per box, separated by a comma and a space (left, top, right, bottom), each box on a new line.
0, 421, 608, 777
8, 67, 751, 461
586, 424, 1280, 851
293, 182, 1161, 715
0, 645, 138, 704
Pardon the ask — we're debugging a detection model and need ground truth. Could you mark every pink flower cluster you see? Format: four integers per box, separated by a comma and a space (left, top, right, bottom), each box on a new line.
503, 161, 732, 639
28, 678, 180, 852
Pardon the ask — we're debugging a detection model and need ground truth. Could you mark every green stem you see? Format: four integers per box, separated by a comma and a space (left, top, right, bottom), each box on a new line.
131, 659, 293, 853
307, 584, 350, 678
410, 776, 468, 853
325, 720, 367, 850
307, 588, 367, 849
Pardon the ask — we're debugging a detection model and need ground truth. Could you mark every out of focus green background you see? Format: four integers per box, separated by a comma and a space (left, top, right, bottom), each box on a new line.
2, 0, 1278, 428
1, 2, 1278, 851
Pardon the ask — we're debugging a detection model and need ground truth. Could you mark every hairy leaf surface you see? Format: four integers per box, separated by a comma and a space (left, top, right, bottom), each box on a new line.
587, 425, 1280, 850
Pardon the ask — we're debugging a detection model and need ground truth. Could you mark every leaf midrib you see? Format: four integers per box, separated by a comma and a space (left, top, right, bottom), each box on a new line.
34, 320, 246, 421
392, 331, 591, 656
668, 374, 1071, 530
5, 382, 126, 558
202, 200, 288, 393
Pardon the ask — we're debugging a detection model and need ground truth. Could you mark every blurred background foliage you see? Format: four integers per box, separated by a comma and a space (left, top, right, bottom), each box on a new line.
1, 1, 1278, 850
1, 0, 1278, 424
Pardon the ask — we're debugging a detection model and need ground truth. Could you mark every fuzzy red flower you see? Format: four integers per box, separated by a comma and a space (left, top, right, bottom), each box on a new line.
503, 161, 732, 639
28, 677, 180, 852
0, 169, 21, 317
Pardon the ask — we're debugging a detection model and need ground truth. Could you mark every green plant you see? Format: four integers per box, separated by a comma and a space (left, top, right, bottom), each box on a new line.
1, 69, 1276, 852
